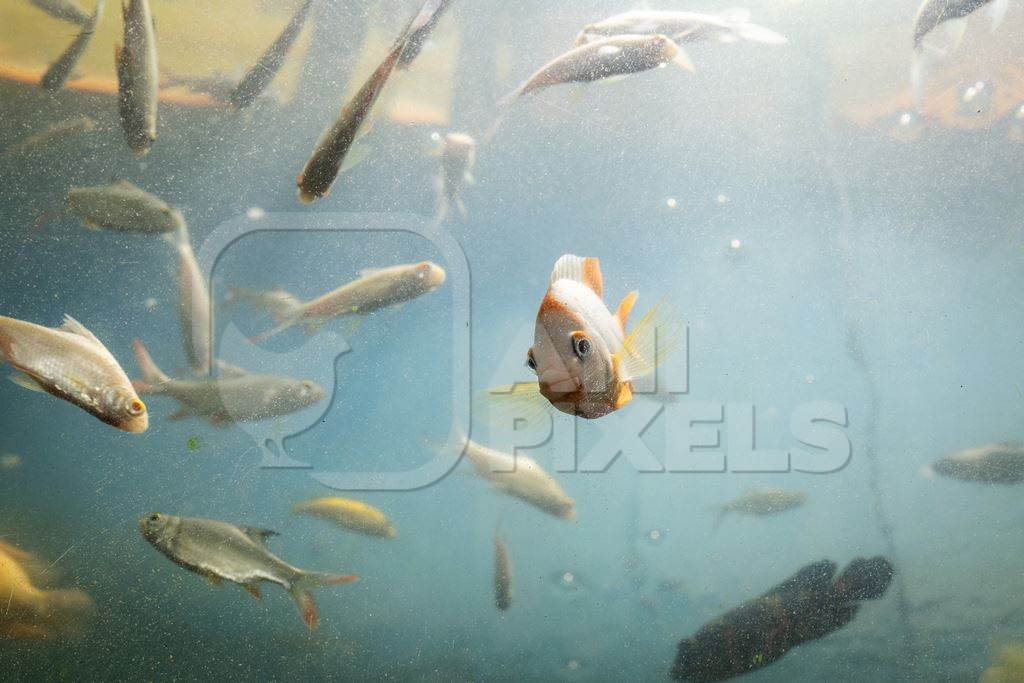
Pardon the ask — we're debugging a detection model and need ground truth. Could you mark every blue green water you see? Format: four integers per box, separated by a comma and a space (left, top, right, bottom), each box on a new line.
2, 0, 1024, 680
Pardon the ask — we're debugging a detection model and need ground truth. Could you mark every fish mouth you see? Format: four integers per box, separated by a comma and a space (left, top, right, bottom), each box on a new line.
119, 413, 150, 434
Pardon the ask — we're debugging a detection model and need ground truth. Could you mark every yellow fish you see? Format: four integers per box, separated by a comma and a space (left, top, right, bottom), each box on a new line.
293, 497, 397, 539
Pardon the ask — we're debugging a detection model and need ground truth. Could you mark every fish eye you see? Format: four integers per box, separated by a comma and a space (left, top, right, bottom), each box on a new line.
127, 399, 146, 416
149, 513, 160, 522
572, 336, 592, 359
526, 349, 537, 372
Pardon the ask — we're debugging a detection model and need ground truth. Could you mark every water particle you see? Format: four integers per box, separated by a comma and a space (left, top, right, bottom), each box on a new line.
729, 238, 742, 250
716, 194, 729, 204
144, 297, 158, 312
567, 660, 580, 671
666, 198, 677, 209
804, 374, 815, 384
246, 207, 266, 220
187, 436, 200, 452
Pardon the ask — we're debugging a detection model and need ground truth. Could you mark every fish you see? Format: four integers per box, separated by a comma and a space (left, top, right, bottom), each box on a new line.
432, 132, 475, 223
116, 0, 158, 156
511, 254, 673, 419
28, 0, 90, 26
493, 534, 512, 611
138, 513, 358, 629
245, 261, 446, 344
461, 437, 575, 520
574, 9, 787, 47
292, 497, 397, 539
922, 441, 1024, 484
228, 0, 316, 110
296, 0, 449, 203
0, 541, 93, 640
40, 0, 105, 91
0, 453, 21, 469
0, 315, 148, 433
711, 487, 808, 528
396, 0, 454, 69
0, 116, 96, 158
66, 181, 186, 234
131, 340, 325, 425
505, 34, 693, 101
165, 227, 212, 375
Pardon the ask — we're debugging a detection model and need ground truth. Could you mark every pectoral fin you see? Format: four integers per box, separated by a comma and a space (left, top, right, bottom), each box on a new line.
9, 373, 45, 393
240, 526, 278, 547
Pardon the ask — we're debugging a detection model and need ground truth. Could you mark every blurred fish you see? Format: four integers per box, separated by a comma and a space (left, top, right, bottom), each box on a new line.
165, 227, 212, 375
503, 254, 673, 419
712, 487, 807, 528
296, 0, 448, 202
138, 513, 357, 629
132, 340, 324, 425
66, 181, 186, 234
922, 441, 1024, 484
396, 0, 454, 69
0, 453, 21, 469
0, 116, 96, 158
432, 132, 475, 223
292, 497, 397, 539
228, 0, 316, 110
116, 0, 158, 156
0, 541, 93, 640
0, 315, 148, 433
461, 437, 575, 519
505, 34, 692, 102
494, 534, 512, 611
246, 261, 446, 343
981, 643, 1024, 683
28, 0, 90, 26
575, 9, 787, 47
40, 0, 104, 91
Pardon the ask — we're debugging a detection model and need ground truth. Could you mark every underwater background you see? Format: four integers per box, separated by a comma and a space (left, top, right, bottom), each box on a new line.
1, 0, 1023, 680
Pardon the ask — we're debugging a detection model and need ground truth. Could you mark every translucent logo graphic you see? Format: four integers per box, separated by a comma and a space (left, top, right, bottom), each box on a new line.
193, 212, 469, 490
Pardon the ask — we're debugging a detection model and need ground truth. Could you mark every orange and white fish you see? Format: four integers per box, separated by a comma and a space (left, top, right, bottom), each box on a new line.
522, 254, 670, 419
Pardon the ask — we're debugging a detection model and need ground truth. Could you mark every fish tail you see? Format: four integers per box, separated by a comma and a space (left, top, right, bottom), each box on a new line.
132, 339, 169, 391
710, 506, 728, 530
289, 571, 359, 629
248, 320, 294, 345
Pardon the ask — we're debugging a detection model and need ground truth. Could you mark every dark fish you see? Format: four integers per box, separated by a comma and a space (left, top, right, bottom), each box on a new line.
494, 535, 512, 611
41, 0, 105, 91
296, 0, 448, 203
925, 442, 1024, 484
396, 0, 453, 69
116, 0, 158, 156
28, 0, 90, 26
671, 557, 894, 681
913, 0, 1003, 48
228, 0, 316, 110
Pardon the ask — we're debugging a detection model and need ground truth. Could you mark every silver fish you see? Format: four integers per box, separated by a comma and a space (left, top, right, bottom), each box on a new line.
132, 340, 324, 425
116, 0, 158, 156
507, 34, 692, 101
462, 438, 575, 520
712, 487, 807, 528
494, 534, 512, 611
925, 442, 1024, 484
66, 181, 185, 234
139, 513, 357, 629
28, 0, 90, 26
165, 228, 211, 375
575, 9, 787, 47
296, 0, 448, 203
246, 261, 446, 343
0, 315, 148, 433
433, 132, 475, 223
228, 0, 316, 110
40, 0, 105, 91
0, 116, 96, 158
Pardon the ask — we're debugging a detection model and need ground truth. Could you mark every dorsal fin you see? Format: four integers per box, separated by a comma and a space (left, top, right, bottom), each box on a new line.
239, 526, 278, 547
616, 291, 638, 333
60, 315, 102, 347
550, 254, 603, 298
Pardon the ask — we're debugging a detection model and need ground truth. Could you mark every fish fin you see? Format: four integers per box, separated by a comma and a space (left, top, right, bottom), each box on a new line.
463, 171, 475, 186
60, 315, 103, 347
82, 218, 101, 231
719, 7, 752, 23
206, 574, 223, 587
475, 382, 551, 425
455, 198, 468, 221
240, 526, 278, 547
302, 320, 325, 336
9, 373, 45, 393
613, 381, 633, 410
168, 408, 191, 421
214, 360, 250, 379
358, 267, 386, 278
208, 412, 234, 427
944, 18, 968, 51
244, 584, 262, 600
616, 291, 639, 334
910, 51, 926, 112
730, 22, 787, 45
550, 254, 603, 299
710, 506, 729, 530
340, 141, 373, 175
614, 299, 680, 381
132, 339, 170, 387
991, 0, 1009, 30
670, 44, 696, 73
290, 572, 359, 630
248, 320, 294, 345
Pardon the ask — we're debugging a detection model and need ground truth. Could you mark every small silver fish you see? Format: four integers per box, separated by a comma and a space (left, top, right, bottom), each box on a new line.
40, 0, 104, 91
575, 9, 787, 47
712, 487, 807, 528
67, 181, 185, 234
165, 228, 212, 375
139, 513, 357, 629
0, 116, 96, 158
924, 442, 1024, 484
494, 534, 512, 611
433, 132, 475, 223
0, 314, 148, 433
116, 0, 158, 156
228, 0, 316, 110
462, 438, 575, 520
28, 0, 90, 26
132, 340, 324, 425
246, 261, 446, 343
